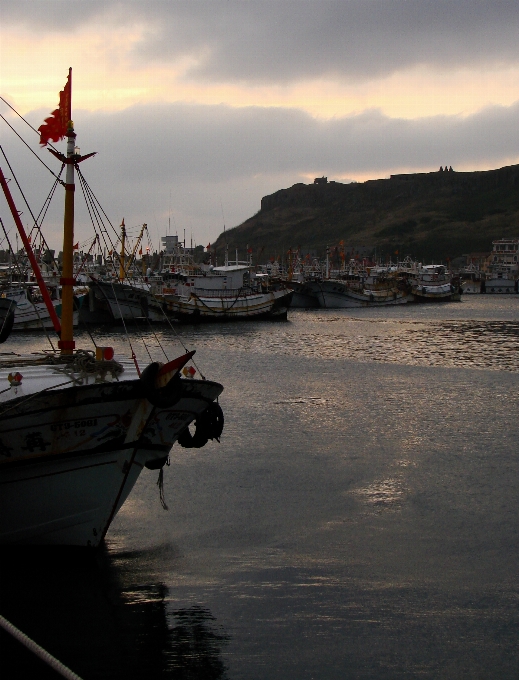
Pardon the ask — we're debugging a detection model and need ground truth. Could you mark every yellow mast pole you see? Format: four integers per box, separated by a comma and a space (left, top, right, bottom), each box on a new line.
58, 121, 77, 355
119, 219, 126, 282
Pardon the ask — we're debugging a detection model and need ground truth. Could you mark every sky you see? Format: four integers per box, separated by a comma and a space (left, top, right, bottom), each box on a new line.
1, 0, 519, 252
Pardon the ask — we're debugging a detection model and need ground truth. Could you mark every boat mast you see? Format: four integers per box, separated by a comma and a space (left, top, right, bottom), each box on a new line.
58, 120, 77, 355
119, 218, 126, 281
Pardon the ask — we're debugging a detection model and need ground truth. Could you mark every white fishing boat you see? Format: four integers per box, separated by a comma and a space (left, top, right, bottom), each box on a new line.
0, 70, 224, 546
483, 239, 519, 293
483, 273, 517, 294
459, 263, 484, 294
4, 285, 82, 330
160, 242, 292, 321
410, 264, 461, 302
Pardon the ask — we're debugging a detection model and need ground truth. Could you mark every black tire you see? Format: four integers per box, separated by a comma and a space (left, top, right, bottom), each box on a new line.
177, 419, 209, 448
177, 401, 224, 449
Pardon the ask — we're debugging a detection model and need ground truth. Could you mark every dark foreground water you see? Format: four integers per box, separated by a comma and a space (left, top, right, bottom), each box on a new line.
1, 296, 519, 679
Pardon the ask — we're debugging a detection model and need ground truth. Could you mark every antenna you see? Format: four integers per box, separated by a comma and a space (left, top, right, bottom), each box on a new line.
220, 199, 227, 246
168, 189, 171, 235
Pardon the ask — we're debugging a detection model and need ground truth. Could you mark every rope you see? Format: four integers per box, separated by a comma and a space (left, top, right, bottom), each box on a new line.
157, 463, 169, 510
0, 119, 65, 185
0, 613, 84, 680
0, 351, 125, 417
47, 348, 124, 382
192, 287, 246, 314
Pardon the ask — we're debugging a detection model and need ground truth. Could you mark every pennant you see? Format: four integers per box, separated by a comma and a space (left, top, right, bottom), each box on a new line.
38, 68, 72, 146
206, 243, 211, 250
139, 248, 143, 255
73, 242, 79, 250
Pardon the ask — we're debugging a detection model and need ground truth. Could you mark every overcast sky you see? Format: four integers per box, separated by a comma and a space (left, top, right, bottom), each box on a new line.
1, 0, 519, 251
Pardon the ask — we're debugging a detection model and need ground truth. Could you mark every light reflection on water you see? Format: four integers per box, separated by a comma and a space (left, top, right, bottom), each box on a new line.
2, 296, 519, 678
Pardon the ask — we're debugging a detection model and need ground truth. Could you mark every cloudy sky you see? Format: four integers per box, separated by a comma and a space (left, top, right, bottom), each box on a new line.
1, 0, 519, 251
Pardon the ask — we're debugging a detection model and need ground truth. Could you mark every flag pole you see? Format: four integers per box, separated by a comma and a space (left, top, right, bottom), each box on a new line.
58, 68, 75, 355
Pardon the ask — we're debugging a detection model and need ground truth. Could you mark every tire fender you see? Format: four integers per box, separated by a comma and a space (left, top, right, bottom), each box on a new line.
178, 401, 225, 449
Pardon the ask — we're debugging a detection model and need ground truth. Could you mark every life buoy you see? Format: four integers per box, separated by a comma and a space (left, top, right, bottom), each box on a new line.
177, 402, 224, 449
140, 362, 182, 408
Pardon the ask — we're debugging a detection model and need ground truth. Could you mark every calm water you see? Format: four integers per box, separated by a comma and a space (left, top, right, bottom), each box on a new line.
1, 296, 519, 679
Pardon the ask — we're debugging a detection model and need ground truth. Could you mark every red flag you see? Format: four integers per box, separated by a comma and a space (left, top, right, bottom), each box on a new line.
38, 68, 72, 146
73, 242, 79, 250
139, 248, 143, 255
206, 243, 211, 250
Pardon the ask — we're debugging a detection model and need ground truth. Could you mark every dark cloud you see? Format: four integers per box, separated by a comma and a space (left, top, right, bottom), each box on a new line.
75, 99, 519, 180
0, 0, 114, 31
2, 98, 519, 251
3, 2, 519, 83
137, 0, 519, 84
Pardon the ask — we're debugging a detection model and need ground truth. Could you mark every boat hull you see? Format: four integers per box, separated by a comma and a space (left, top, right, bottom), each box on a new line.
81, 280, 166, 323
307, 281, 407, 308
168, 289, 293, 321
411, 283, 460, 302
5, 290, 81, 330
0, 376, 222, 546
287, 282, 319, 308
483, 278, 517, 294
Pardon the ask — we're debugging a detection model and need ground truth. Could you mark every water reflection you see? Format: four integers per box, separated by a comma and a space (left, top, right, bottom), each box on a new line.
0, 547, 229, 679
167, 606, 229, 679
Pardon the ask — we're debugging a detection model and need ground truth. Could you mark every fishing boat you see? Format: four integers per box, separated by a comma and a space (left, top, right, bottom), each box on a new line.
0, 70, 224, 546
4, 284, 82, 330
459, 263, 484, 294
410, 264, 461, 302
82, 278, 166, 323
80, 221, 167, 324
305, 262, 408, 308
287, 277, 320, 308
283, 251, 321, 308
483, 272, 517, 294
307, 278, 408, 307
160, 241, 293, 321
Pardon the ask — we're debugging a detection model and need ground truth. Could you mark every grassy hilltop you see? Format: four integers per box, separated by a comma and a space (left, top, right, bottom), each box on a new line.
213, 165, 519, 263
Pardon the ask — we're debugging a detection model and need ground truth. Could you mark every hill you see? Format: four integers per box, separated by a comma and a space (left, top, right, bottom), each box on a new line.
213, 165, 519, 264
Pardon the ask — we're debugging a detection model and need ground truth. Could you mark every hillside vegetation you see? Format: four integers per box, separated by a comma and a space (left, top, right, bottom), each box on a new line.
213, 165, 519, 263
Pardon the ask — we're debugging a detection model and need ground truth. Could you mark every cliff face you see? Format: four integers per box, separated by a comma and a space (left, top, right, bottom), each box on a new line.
213, 165, 519, 262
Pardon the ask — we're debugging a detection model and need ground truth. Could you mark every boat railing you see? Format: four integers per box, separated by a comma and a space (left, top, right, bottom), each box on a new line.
192, 287, 254, 299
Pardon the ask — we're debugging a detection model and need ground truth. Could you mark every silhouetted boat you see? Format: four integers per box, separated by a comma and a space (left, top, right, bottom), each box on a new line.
0, 70, 224, 546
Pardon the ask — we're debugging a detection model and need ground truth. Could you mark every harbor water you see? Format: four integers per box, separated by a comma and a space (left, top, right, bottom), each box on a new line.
1, 295, 519, 679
